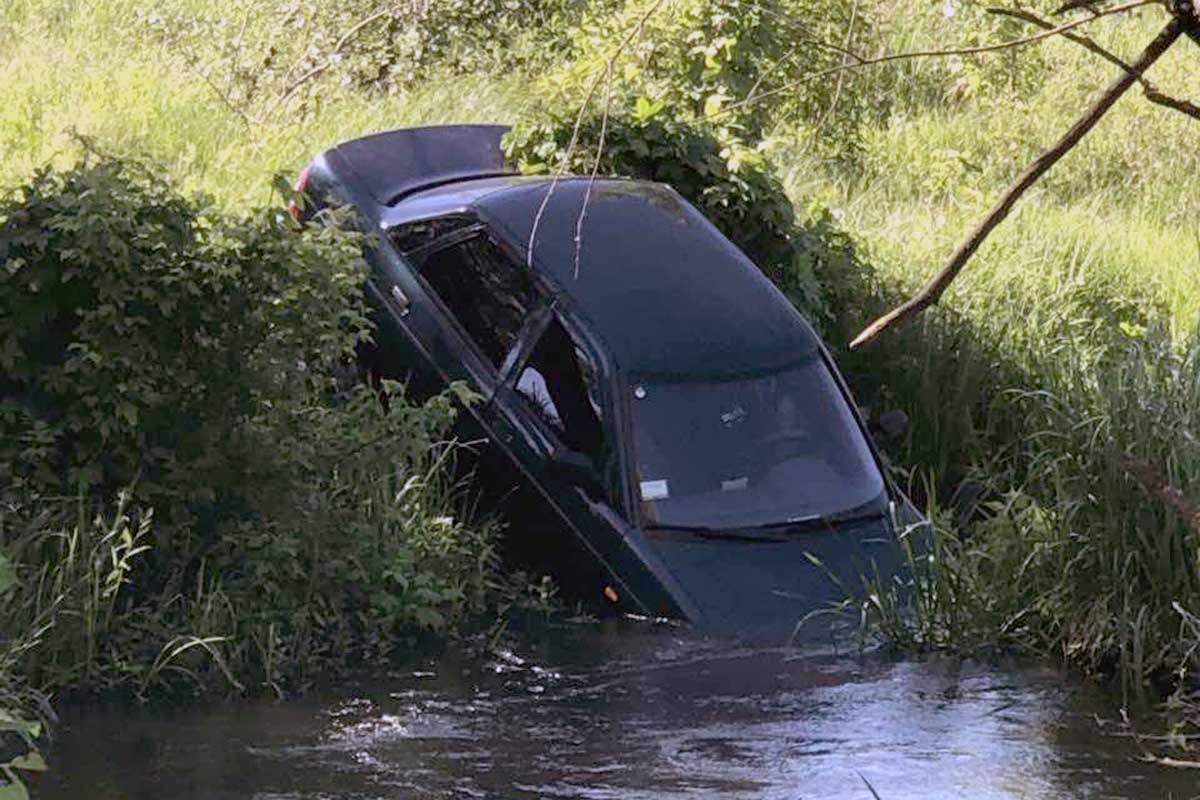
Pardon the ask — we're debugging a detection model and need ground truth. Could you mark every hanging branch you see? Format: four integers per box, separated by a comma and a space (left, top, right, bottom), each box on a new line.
991, 7, 1200, 120
849, 16, 1186, 350
262, 8, 392, 121
720, 0, 1157, 120
525, 0, 669, 271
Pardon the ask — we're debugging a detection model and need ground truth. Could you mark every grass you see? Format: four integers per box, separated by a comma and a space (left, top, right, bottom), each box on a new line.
0, 0, 533, 208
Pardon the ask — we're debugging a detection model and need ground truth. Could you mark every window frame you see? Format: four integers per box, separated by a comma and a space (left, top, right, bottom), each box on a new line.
499, 305, 628, 512
401, 222, 547, 391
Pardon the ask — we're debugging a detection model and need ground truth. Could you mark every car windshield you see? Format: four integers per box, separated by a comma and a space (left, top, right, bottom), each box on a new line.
630, 357, 886, 530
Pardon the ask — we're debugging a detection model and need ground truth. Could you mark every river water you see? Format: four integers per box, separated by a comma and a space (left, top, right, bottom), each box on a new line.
36, 619, 1200, 799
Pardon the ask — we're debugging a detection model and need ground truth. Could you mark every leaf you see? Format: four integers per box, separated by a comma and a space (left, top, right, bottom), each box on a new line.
271, 173, 294, 198
0, 712, 39, 738
633, 96, 663, 122
0, 552, 15, 597
8, 752, 46, 773
0, 779, 30, 800
413, 606, 446, 629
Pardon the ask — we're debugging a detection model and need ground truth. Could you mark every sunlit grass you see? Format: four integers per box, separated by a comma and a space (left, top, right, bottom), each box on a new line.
0, 0, 532, 208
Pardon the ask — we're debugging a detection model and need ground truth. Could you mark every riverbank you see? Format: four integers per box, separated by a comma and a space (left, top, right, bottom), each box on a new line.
0, 154, 511, 791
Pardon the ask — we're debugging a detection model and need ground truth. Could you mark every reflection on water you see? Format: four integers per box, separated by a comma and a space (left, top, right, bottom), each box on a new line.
37, 620, 1200, 800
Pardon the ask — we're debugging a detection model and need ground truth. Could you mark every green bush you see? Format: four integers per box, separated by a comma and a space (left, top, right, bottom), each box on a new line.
556, 0, 873, 149
0, 155, 368, 507
0, 153, 501, 707
853, 287, 1200, 708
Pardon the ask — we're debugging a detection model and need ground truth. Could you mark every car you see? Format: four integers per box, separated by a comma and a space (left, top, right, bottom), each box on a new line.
292, 124, 921, 641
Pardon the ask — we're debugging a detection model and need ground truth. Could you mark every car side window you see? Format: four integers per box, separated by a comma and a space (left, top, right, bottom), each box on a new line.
414, 235, 538, 370
516, 317, 606, 468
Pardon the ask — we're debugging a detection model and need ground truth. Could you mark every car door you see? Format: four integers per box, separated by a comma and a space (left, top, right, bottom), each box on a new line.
369, 223, 537, 403
489, 309, 698, 620
377, 222, 694, 619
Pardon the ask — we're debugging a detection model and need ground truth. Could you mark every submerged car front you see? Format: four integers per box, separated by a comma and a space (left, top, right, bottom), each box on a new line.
477, 177, 915, 640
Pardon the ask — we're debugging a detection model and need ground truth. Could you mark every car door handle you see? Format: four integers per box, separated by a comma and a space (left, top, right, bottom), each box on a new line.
390, 284, 411, 317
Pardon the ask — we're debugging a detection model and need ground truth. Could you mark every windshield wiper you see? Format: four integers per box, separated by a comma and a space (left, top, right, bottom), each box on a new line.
748, 507, 888, 534
645, 507, 887, 542
644, 524, 788, 543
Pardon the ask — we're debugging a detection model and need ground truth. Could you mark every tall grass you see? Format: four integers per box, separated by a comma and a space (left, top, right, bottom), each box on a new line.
0, 0, 533, 208
765, 3, 1200, 741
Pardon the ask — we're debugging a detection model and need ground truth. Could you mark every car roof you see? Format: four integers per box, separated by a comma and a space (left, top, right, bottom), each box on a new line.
387, 176, 821, 378
321, 126, 821, 378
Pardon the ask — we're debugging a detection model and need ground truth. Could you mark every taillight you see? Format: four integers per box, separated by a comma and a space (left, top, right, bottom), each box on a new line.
287, 164, 313, 222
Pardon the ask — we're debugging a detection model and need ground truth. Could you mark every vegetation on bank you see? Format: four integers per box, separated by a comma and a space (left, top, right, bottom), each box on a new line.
0, 156, 506, 792
2, 0, 1200, 777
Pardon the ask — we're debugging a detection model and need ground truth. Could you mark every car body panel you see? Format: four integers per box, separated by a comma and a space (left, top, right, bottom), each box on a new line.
300, 125, 917, 640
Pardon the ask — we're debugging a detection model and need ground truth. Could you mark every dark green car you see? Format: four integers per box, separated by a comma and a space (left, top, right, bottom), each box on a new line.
294, 125, 920, 641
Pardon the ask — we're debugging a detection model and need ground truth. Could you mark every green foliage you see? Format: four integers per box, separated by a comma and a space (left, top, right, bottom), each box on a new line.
3, 0, 1200, 751
852, 284, 1200, 708
0, 153, 369, 511
555, 0, 873, 150
0, 705, 43, 800
192, 382, 501, 690
0, 153, 502, 708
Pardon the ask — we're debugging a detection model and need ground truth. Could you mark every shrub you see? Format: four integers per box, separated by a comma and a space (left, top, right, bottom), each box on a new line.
556, 0, 873, 149
0, 155, 369, 509
0, 152, 501, 703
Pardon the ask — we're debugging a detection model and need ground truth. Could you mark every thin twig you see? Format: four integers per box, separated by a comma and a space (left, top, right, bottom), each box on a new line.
720, 0, 1157, 120
1183, 18, 1200, 49
225, 4, 252, 101
992, 7, 1200, 120
190, 61, 256, 131
264, 8, 392, 119
744, 35, 867, 108
849, 17, 1183, 349
574, 60, 615, 280
525, 0, 668, 270
812, 0, 862, 137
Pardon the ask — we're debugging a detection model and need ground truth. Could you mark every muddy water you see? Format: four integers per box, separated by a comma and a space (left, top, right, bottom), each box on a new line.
36, 620, 1200, 800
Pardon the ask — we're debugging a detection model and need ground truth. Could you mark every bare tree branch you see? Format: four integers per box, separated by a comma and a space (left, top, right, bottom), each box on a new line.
722, 0, 1157, 120
812, 0, 862, 136
849, 17, 1185, 350
992, 7, 1200, 120
263, 8, 392, 120
525, 0, 669, 270
1110, 446, 1200, 535
574, 59, 615, 280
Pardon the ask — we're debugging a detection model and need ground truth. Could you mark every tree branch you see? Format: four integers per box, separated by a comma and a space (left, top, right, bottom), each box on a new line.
525, 0, 669, 270
991, 7, 1200, 120
263, 8, 392, 120
1109, 446, 1200, 535
722, 0, 1157, 120
849, 17, 1185, 349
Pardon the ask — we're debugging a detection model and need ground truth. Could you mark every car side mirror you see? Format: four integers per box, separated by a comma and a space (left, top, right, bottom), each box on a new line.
548, 447, 602, 490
